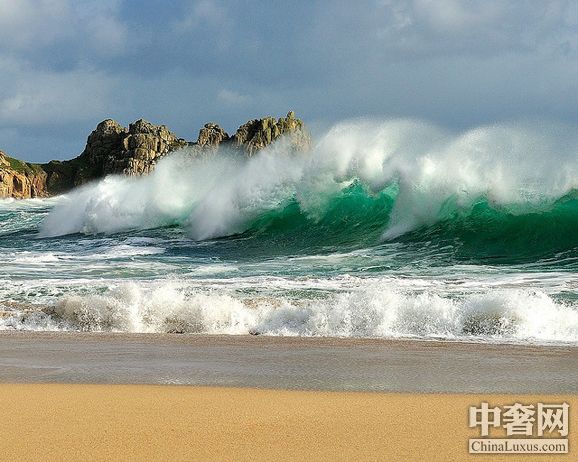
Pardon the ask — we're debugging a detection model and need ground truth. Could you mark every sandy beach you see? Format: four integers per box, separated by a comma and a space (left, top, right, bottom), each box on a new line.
0, 384, 574, 461
0, 332, 576, 460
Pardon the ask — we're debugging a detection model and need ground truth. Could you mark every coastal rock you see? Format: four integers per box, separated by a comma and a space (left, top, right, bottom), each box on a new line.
0, 151, 48, 199
74, 119, 127, 183
232, 111, 310, 156
196, 123, 230, 149
80, 118, 187, 177
1, 118, 189, 198
185, 111, 310, 157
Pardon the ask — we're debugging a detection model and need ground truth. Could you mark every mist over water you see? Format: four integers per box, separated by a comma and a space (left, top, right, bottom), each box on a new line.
3, 119, 578, 342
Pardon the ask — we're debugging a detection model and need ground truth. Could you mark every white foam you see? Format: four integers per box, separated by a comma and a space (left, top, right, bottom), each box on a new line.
2, 281, 577, 343
11, 252, 61, 263
0, 196, 61, 210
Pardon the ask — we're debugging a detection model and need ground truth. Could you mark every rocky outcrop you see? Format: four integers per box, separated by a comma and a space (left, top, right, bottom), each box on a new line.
75, 119, 126, 181
38, 119, 188, 193
0, 151, 48, 199
189, 111, 310, 156
196, 123, 230, 149
0, 111, 310, 199
77, 118, 187, 178
232, 111, 310, 155
113, 119, 187, 176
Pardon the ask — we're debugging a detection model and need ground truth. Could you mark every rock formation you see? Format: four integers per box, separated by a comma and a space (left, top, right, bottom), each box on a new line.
196, 123, 230, 150
189, 111, 310, 156
75, 118, 187, 179
39, 119, 188, 193
232, 111, 310, 155
0, 111, 310, 199
0, 151, 48, 199
76, 119, 126, 180
113, 119, 187, 176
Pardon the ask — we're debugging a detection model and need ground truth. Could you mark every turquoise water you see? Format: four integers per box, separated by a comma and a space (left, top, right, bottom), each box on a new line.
2, 119, 578, 342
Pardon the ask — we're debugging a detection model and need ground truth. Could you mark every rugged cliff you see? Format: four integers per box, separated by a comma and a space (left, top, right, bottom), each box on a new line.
0, 111, 310, 199
38, 119, 188, 193
0, 151, 48, 199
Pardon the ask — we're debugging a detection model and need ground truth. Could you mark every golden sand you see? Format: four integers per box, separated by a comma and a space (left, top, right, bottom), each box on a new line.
0, 384, 575, 461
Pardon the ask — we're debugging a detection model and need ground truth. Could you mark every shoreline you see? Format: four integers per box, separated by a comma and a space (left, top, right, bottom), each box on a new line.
1, 330, 577, 393
3, 328, 578, 347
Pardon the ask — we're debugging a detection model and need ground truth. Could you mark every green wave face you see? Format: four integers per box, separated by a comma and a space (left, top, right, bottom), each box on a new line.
242, 182, 397, 251
398, 195, 578, 263
237, 182, 578, 264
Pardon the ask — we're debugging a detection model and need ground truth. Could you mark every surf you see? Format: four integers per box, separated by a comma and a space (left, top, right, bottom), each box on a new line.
1, 280, 577, 343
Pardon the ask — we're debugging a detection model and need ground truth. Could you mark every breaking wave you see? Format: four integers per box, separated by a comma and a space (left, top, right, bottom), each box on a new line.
37, 119, 578, 260
1, 282, 577, 343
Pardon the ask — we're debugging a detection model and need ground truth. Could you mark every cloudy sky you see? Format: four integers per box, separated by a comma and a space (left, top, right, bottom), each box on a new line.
1, 0, 578, 162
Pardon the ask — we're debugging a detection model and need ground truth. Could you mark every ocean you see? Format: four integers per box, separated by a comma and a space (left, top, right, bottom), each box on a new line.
2, 119, 578, 343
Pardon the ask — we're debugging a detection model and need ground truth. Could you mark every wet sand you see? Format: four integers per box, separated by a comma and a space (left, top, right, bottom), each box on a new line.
0, 331, 576, 392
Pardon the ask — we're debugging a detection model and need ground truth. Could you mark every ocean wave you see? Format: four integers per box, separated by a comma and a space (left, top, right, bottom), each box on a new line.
34, 119, 578, 259
1, 282, 577, 343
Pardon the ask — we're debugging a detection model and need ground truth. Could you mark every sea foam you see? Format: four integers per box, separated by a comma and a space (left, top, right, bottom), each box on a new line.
2, 281, 577, 343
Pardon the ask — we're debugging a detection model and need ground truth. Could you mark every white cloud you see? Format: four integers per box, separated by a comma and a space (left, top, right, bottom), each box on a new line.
0, 0, 71, 49
172, 0, 232, 52
372, 0, 578, 57
0, 0, 126, 56
175, 0, 228, 30
0, 0, 126, 127
217, 89, 250, 105
83, 13, 127, 57
0, 57, 118, 126
412, 0, 504, 32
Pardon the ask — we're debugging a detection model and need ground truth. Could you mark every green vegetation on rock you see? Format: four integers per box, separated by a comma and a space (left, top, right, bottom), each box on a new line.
5, 156, 44, 175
